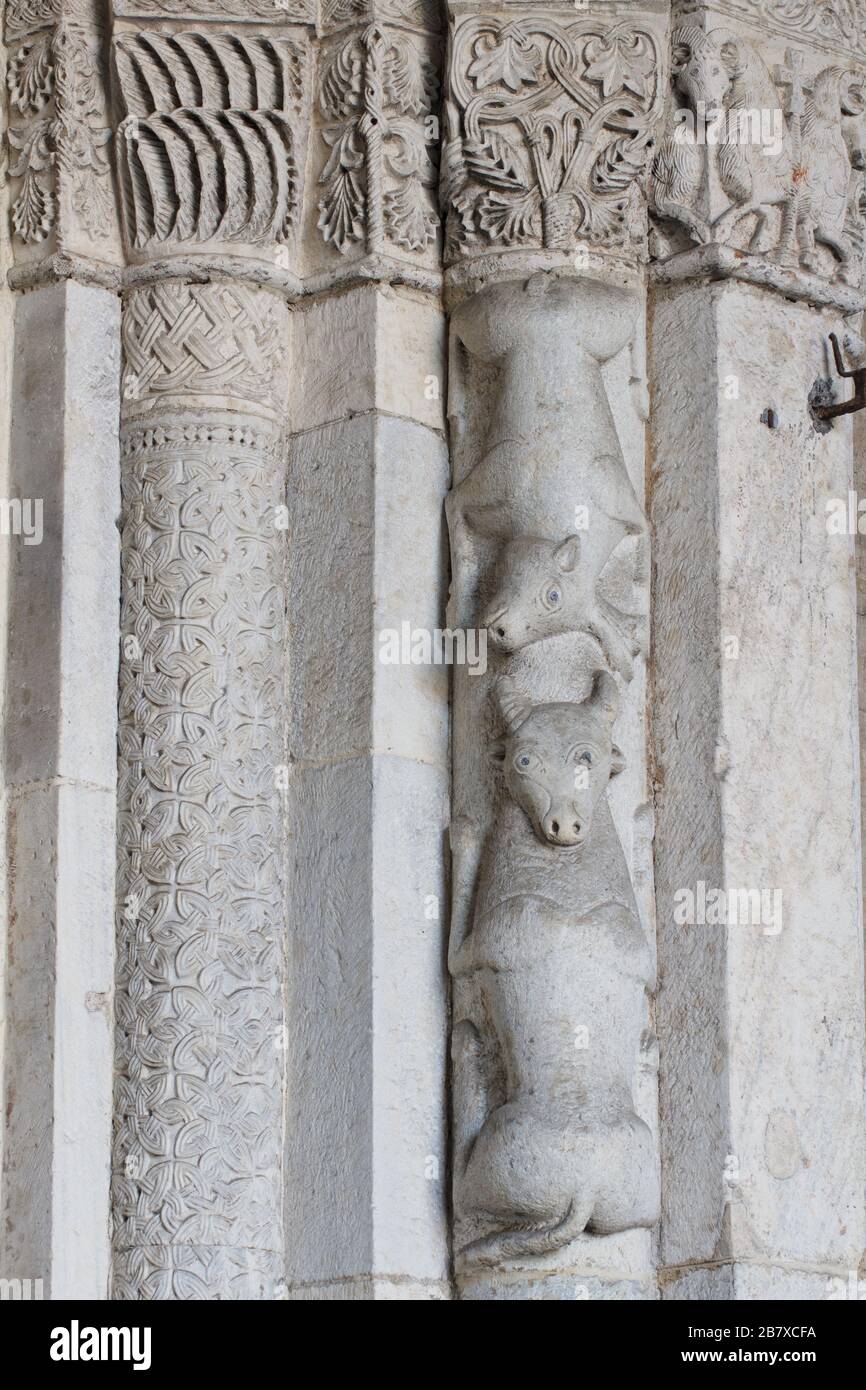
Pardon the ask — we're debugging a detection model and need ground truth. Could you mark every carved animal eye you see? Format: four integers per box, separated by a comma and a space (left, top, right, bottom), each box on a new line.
514, 752, 535, 773
578, 751, 593, 766
542, 583, 561, 610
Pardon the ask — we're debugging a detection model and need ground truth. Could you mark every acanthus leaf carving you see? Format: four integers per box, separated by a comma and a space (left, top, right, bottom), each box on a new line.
316, 22, 440, 258
5, 21, 112, 246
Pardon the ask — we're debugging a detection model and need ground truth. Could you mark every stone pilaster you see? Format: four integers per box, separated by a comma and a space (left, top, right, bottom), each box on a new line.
108, 1, 311, 1299
442, 0, 668, 1300
0, 0, 120, 1299
282, 1, 450, 1301
648, 0, 866, 1299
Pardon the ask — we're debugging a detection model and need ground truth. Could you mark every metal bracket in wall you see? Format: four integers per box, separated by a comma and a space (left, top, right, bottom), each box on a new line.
810, 334, 866, 427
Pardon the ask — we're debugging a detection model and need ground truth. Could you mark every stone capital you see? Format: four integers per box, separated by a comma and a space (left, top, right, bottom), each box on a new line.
649, 1, 866, 309
440, 2, 671, 293
4, 1, 120, 273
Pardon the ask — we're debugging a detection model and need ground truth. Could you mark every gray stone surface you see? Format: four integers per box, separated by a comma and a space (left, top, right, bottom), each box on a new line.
650, 278, 866, 1283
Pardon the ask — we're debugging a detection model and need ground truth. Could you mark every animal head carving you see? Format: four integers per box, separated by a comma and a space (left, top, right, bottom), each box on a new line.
671, 26, 741, 110
492, 671, 624, 848
481, 528, 640, 677
483, 534, 584, 654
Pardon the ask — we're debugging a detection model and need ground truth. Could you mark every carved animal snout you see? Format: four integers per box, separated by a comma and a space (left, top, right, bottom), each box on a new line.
542, 808, 584, 846
482, 607, 512, 650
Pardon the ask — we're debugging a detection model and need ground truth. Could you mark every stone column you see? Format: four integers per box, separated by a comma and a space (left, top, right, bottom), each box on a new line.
108, 5, 310, 1299
283, 0, 451, 1301
1, 0, 121, 1298
649, 0, 866, 1298
441, 0, 669, 1300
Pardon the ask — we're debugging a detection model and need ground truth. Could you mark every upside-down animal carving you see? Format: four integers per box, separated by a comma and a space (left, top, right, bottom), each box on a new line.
450, 672, 658, 1266
447, 272, 647, 680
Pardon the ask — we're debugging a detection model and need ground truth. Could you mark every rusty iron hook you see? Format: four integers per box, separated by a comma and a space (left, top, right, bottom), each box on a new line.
812, 334, 866, 421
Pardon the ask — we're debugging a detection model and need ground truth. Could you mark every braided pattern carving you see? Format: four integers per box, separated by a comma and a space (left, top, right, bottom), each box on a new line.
121, 282, 287, 415
113, 285, 288, 1301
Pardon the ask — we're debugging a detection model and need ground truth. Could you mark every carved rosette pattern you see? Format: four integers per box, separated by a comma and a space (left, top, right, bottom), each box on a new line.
5, 18, 112, 245
316, 21, 440, 256
650, 25, 866, 287
441, 15, 665, 260
112, 282, 289, 1300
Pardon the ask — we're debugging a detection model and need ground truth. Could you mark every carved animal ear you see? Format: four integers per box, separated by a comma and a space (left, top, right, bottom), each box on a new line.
494, 676, 532, 735
610, 744, 626, 777
717, 33, 741, 75
587, 668, 620, 724
554, 534, 581, 573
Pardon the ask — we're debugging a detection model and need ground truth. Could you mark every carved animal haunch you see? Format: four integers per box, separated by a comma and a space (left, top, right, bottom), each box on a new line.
451, 672, 658, 1267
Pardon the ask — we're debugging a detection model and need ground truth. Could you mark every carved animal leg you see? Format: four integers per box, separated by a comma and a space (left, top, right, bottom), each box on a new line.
653, 198, 712, 247
747, 206, 771, 253
770, 195, 800, 264
815, 225, 851, 276
445, 491, 481, 631
451, 1018, 489, 1181
448, 814, 482, 975
457, 1195, 594, 1270
586, 602, 636, 681
711, 200, 754, 242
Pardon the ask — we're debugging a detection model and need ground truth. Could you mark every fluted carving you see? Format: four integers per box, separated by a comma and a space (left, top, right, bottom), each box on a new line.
112, 27, 308, 255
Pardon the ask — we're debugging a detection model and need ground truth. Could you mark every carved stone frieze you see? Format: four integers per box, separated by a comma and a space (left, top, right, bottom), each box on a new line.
113, 282, 289, 1301
111, 25, 309, 264
650, 23, 866, 291
318, 0, 441, 36
112, 0, 313, 19
441, 11, 667, 264
5, 17, 114, 249
314, 21, 440, 259
674, 1, 866, 62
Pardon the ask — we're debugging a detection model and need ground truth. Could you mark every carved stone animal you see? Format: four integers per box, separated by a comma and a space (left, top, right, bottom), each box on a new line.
481, 530, 647, 679
450, 672, 658, 1267
652, 27, 798, 256
447, 274, 646, 669
799, 69, 864, 280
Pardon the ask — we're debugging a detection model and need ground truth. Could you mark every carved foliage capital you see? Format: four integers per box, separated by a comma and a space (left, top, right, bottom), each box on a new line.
311, 20, 441, 272
441, 10, 669, 265
111, 24, 311, 267
4, 16, 116, 254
